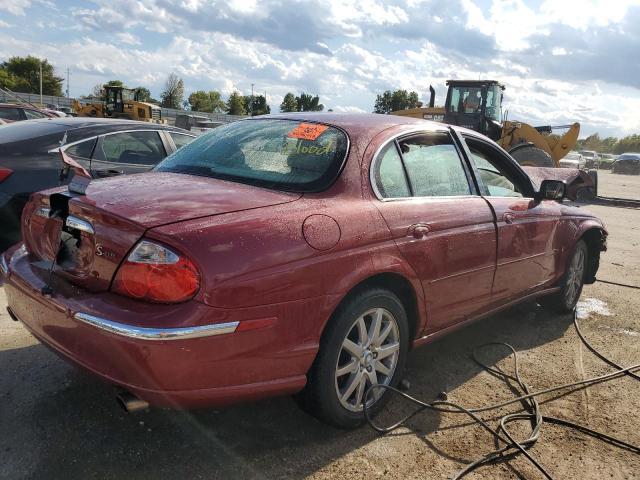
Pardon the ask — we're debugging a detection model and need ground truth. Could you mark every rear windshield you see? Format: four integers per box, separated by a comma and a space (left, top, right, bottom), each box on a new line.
155, 119, 349, 192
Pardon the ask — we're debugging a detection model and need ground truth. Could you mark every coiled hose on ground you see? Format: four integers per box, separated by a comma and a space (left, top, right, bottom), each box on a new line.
364, 283, 640, 479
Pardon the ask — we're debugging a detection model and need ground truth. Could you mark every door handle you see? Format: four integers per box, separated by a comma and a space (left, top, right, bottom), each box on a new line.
409, 224, 431, 239
503, 213, 516, 224
95, 169, 124, 178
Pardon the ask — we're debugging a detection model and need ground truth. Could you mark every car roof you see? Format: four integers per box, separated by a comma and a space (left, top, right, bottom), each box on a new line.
0, 117, 189, 146
253, 112, 446, 145
0, 103, 39, 109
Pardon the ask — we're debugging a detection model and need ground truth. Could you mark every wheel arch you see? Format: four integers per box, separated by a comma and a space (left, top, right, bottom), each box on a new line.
323, 271, 424, 346
577, 226, 607, 284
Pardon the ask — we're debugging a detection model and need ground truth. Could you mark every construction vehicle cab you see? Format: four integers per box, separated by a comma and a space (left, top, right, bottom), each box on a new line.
444, 80, 504, 142
391, 79, 582, 170
104, 85, 134, 117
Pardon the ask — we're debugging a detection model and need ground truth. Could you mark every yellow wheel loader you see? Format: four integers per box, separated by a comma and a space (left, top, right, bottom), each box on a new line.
392, 80, 580, 168
73, 85, 162, 122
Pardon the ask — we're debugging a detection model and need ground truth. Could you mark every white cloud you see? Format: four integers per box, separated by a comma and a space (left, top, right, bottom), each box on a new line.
0, 0, 32, 15
115, 32, 141, 45
1, 0, 639, 137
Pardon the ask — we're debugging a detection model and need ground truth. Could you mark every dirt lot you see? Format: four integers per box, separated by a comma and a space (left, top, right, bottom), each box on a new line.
1, 179, 639, 479
596, 169, 640, 200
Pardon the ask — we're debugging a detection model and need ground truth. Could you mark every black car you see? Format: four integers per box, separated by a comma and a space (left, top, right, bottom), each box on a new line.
611, 153, 640, 175
0, 117, 196, 251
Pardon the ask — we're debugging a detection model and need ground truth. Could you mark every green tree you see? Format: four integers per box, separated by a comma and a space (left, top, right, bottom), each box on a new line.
188, 90, 226, 112
374, 89, 422, 113
250, 95, 270, 115
188, 90, 213, 112
242, 94, 271, 116
208, 90, 226, 112
226, 91, 246, 115
135, 86, 151, 102
0, 56, 64, 96
296, 92, 324, 112
160, 73, 184, 109
0, 69, 17, 91
280, 92, 297, 112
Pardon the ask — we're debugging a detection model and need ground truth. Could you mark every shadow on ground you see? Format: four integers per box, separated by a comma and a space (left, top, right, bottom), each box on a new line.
0, 301, 573, 480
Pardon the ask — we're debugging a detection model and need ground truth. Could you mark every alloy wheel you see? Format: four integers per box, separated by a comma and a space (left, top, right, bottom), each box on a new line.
334, 308, 400, 412
565, 246, 586, 305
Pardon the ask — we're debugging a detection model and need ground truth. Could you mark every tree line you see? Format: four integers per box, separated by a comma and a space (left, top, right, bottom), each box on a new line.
576, 133, 640, 155
4, 55, 638, 150
0, 56, 327, 116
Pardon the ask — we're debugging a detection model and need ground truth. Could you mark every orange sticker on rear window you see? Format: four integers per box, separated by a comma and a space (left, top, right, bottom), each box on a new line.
287, 123, 329, 141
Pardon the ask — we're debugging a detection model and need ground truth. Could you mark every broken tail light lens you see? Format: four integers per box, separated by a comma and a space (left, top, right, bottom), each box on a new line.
0, 168, 13, 183
112, 240, 200, 303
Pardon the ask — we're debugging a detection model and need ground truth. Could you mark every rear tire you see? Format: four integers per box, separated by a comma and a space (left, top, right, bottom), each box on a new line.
539, 240, 588, 313
510, 146, 554, 168
299, 288, 409, 429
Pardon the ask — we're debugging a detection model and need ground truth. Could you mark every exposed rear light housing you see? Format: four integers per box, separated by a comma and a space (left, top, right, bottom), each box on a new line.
0, 168, 13, 183
112, 240, 200, 303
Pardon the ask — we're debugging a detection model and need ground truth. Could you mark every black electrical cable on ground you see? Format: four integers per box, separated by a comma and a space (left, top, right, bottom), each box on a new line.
596, 278, 640, 290
363, 310, 640, 479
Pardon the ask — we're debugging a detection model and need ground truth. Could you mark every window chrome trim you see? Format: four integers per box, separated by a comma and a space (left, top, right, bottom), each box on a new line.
0, 254, 8, 276
369, 126, 475, 201
73, 312, 239, 341
47, 129, 197, 154
65, 216, 95, 235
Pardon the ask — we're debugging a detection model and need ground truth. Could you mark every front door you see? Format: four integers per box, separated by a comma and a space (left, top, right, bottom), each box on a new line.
370, 130, 497, 334
461, 134, 561, 302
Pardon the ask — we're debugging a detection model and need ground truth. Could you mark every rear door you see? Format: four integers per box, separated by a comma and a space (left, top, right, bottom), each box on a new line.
461, 134, 561, 302
90, 130, 167, 177
371, 129, 497, 333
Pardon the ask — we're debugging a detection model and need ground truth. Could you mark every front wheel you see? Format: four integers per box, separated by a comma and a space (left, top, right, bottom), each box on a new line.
300, 289, 409, 428
540, 240, 588, 313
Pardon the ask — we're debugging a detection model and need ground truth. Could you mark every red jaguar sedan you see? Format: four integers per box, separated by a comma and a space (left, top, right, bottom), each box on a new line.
1, 113, 606, 428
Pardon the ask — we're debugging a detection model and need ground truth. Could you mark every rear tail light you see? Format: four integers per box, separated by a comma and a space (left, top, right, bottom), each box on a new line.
0, 168, 13, 183
112, 240, 200, 303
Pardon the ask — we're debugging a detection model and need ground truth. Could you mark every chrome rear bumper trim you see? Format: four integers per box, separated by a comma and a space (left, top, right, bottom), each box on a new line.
66, 216, 95, 235
73, 312, 239, 340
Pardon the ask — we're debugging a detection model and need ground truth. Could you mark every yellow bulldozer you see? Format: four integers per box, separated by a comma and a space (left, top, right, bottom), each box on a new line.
392, 80, 580, 168
73, 85, 162, 122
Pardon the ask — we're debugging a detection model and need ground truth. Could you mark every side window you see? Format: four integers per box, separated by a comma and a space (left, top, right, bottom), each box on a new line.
65, 138, 96, 160
94, 131, 166, 165
0, 108, 21, 121
24, 109, 47, 119
169, 132, 195, 150
464, 137, 526, 198
398, 132, 471, 197
373, 142, 411, 198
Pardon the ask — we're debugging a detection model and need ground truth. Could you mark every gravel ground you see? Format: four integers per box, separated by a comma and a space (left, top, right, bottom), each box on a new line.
596, 169, 640, 200
1, 174, 639, 480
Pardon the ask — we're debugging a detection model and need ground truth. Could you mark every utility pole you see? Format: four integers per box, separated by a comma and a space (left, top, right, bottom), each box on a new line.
250, 83, 254, 116
39, 60, 43, 105
66, 68, 70, 99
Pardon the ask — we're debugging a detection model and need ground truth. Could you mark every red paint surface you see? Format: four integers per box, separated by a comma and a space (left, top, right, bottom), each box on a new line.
1, 113, 607, 409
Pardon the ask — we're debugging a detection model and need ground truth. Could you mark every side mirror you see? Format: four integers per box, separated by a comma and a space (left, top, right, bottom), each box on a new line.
538, 179, 565, 201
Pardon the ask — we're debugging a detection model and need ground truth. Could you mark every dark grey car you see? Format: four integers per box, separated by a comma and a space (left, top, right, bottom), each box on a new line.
0, 117, 196, 251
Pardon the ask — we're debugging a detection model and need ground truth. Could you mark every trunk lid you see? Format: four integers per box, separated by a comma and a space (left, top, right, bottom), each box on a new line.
22, 172, 301, 292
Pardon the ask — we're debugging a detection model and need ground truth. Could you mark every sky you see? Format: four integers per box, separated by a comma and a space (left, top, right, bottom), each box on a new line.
1, 0, 639, 138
